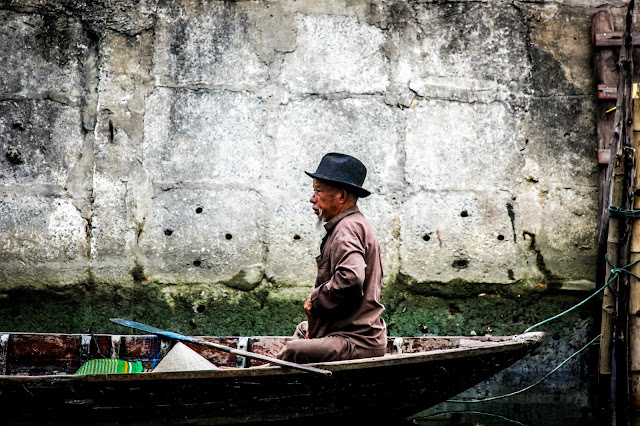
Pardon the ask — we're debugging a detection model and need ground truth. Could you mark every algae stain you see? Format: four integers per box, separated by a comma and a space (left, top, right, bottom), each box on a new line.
130, 261, 146, 284
221, 266, 264, 292
506, 202, 516, 242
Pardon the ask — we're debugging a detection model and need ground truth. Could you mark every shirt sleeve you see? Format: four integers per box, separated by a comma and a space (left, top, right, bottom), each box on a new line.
309, 233, 366, 315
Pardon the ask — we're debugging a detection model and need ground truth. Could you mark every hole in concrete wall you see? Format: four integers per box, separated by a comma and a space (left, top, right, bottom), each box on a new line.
164, 229, 173, 236
422, 234, 430, 241
195, 207, 203, 214
452, 259, 468, 269
193, 260, 201, 267
293, 234, 301, 240
563, 132, 570, 138
507, 269, 515, 281
6, 147, 23, 165
497, 234, 504, 241
460, 210, 468, 217
225, 233, 233, 240
196, 305, 206, 314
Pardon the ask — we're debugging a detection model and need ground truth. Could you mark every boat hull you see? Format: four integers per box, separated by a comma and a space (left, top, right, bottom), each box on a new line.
0, 332, 544, 423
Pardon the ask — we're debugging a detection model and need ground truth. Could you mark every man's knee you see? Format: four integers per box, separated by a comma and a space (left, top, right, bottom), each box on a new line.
277, 336, 347, 364
278, 339, 310, 363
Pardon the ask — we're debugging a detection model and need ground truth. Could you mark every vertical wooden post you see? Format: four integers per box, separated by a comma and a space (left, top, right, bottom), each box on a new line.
594, 10, 619, 228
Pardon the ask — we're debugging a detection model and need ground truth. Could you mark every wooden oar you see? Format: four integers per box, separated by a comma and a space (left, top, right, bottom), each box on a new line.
110, 318, 332, 376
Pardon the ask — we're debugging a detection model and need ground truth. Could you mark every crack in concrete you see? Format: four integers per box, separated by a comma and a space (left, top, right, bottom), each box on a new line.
529, 93, 592, 100
154, 83, 263, 94
56, 19, 102, 270
0, 94, 80, 108
150, 181, 264, 198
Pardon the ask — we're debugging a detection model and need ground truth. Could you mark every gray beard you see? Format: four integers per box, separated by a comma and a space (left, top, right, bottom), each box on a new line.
316, 208, 325, 229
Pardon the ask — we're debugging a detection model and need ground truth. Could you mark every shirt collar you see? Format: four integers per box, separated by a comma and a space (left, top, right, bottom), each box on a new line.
324, 205, 360, 232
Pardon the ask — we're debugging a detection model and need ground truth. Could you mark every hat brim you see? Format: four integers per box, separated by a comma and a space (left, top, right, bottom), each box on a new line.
305, 171, 371, 198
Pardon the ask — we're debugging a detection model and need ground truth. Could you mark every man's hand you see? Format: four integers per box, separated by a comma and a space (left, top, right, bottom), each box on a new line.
304, 296, 312, 316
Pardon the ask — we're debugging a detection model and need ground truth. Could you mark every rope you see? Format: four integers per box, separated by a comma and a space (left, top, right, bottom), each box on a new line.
608, 205, 640, 218
412, 410, 528, 425
447, 334, 600, 403
523, 282, 607, 333
524, 254, 640, 333
447, 253, 638, 404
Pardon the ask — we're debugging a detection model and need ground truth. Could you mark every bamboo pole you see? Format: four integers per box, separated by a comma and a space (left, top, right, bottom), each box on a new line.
594, 11, 621, 404
631, 93, 640, 410
597, 3, 633, 386
601, 139, 624, 378
594, 2, 635, 419
615, 1, 635, 419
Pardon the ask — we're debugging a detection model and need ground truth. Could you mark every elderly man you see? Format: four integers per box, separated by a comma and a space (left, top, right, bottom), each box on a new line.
277, 153, 387, 363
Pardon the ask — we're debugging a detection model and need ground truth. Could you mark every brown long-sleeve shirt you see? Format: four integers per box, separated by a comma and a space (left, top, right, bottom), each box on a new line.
307, 206, 387, 350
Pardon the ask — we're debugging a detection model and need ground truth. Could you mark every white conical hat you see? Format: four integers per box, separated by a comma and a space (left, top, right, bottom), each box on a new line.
152, 342, 219, 373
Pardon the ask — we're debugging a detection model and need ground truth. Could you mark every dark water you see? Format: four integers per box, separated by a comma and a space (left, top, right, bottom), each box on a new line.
410, 399, 604, 426
169, 386, 607, 426
406, 374, 605, 425
88, 374, 607, 426
75, 392, 608, 426
402, 334, 607, 426
408, 366, 609, 426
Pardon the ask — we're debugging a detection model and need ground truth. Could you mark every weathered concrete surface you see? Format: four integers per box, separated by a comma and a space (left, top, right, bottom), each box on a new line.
279, 14, 390, 94
0, 11, 85, 104
140, 188, 266, 286
0, 1, 623, 401
144, 88, 265, 185
154, 1, 271, 88
0, 195, 88, 286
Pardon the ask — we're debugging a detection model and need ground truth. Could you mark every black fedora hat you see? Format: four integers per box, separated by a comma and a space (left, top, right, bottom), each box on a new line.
305, 153, 371, 198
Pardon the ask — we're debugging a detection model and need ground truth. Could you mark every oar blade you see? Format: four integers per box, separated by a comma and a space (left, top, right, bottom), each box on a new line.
110, 318, 198, 343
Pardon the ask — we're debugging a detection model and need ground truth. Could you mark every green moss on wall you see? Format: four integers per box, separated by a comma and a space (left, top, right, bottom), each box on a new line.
0, 276, 595, 348
0, 281, 307, 336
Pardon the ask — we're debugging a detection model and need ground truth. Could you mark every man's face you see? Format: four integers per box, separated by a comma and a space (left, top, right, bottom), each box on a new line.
310, 179, 341, 222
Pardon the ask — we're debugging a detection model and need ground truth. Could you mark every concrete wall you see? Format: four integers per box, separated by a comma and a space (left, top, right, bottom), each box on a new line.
0, 0, 619, 361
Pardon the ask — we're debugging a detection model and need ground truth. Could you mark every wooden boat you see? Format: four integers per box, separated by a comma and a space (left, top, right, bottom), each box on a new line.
0, 331, 544, 424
